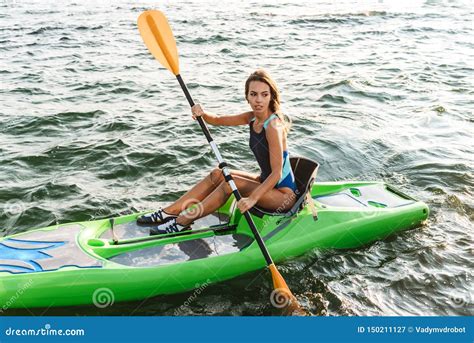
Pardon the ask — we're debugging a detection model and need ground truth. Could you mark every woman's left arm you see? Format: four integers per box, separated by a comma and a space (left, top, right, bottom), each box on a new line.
237, 121, 284, 212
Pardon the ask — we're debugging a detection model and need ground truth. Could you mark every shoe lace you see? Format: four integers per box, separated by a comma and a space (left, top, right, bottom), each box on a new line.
160, 219, 180, 233
150, 209, 164, 222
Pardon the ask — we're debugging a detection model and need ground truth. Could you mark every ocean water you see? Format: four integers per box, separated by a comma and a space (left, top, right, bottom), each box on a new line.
0, 0, 472, 316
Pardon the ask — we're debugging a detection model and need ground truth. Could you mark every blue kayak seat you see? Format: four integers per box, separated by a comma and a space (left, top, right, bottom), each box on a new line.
249, 156, 319, 218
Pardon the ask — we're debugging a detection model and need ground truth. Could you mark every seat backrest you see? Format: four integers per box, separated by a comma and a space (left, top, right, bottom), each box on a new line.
290, 156, 319, 211
248, 156, 319, 217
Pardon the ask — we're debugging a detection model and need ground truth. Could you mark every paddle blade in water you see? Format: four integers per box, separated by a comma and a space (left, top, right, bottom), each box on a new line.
269, 264, 306, 315
138, 10, 180, 75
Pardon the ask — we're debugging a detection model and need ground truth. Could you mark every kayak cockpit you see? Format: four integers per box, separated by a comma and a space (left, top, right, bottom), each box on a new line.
86, 209, 256, 264
108, 232, 253, 267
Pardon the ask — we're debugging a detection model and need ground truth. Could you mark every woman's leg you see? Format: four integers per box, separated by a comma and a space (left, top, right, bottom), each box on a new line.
176, 176, 253, 225
164, 168, 259, 215
176, 176, 297, 226
163, 168, 259, 215
163, 168, 222, 214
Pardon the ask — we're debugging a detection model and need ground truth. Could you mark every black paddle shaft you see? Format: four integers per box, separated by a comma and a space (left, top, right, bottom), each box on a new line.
175, 74, 274, 266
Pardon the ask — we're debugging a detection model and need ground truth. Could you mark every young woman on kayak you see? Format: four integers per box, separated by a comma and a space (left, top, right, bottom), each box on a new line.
137, 69, 297, 234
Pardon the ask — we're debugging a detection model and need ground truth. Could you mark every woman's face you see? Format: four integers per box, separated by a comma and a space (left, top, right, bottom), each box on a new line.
247, 81, 271, 115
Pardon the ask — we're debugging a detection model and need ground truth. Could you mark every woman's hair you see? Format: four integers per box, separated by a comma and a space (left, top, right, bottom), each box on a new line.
245, 69, 291, 134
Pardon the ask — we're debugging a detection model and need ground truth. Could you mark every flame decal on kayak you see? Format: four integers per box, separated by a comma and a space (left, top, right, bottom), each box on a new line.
0, 239, 65, 273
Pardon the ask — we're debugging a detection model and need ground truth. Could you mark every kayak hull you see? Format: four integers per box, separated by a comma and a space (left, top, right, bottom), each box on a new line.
0, 181, 429, 309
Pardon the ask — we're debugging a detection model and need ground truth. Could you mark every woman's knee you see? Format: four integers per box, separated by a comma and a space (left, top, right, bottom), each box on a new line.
208, 168, 223, 186
217, 180, 233, 197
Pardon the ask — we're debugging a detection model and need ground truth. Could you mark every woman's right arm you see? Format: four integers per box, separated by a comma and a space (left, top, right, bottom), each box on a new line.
191, 104, 252, 126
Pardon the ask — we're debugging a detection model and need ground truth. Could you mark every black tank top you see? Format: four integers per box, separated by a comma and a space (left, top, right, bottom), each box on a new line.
248, 114, 292, 184
249, 118, 273, 182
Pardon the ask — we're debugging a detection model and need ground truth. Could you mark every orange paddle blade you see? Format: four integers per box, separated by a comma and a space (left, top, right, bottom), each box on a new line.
269, 264, 305, 315
137, 10, 180, 75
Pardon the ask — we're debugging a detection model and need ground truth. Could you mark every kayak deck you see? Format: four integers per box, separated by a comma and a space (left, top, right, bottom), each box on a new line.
315, 183, 416, 208
0, 224, 102, 274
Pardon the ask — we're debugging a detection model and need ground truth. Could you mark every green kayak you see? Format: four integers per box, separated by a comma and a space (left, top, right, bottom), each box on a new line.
0, 157, 428, 309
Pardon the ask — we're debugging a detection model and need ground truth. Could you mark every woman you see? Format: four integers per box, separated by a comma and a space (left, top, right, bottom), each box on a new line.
137, 69, 297, 235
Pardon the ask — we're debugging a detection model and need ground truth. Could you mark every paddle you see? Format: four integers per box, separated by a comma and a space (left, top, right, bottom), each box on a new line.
137, 10, 302, 314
